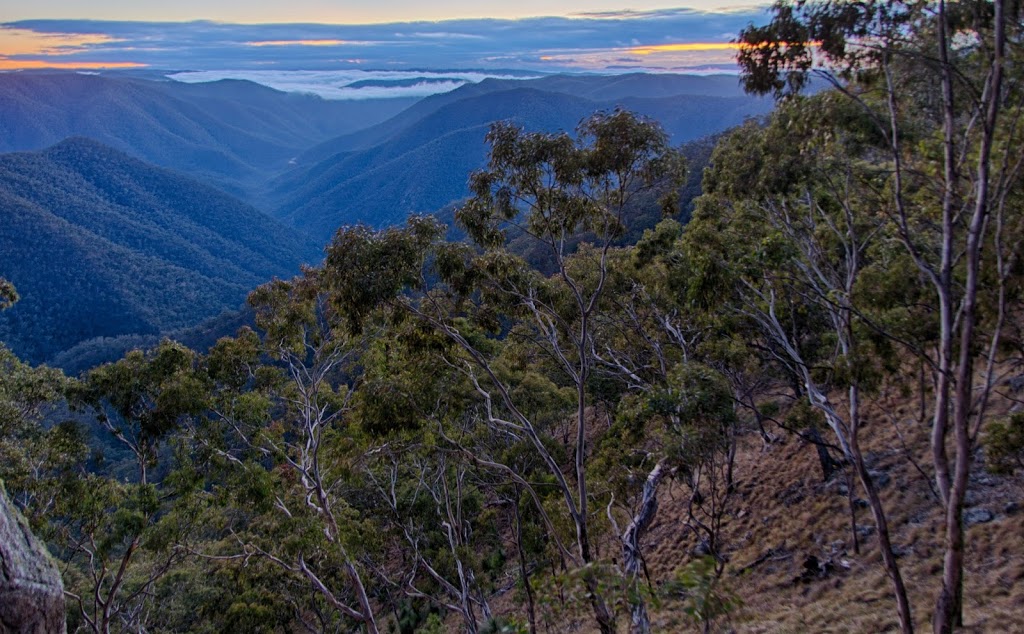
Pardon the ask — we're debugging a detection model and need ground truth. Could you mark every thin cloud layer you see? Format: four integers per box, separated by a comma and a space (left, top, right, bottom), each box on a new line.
169, 69, 540, 99
1, 7, 768, 74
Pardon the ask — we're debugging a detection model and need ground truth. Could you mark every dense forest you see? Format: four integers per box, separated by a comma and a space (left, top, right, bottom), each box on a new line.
0, 138, 319, 365
0, 72, 765, 371
2, 1, 1024, 633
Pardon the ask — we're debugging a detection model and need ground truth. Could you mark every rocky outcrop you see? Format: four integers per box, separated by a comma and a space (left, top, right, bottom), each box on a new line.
0, 481, 65, 634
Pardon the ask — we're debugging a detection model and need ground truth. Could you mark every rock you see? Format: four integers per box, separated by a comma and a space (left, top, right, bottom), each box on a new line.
1005, 502, 1021, 516
964, 508, 995, 525
0, 481, 66, 634
856, 524, 876, 537
1004, 375, 1024, 393
827, 479, 850, 496
691, 540, 712, 557
854, 498, 870, 509
868, 470, 891, 489
972, 473, 996, 487
794, 554, 837, 584
793, 555, 821, 584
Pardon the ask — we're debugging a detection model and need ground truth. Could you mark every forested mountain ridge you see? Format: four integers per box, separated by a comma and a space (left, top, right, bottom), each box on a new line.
0, 137, 319, 364
0, 72, 417, 199
271, 85, 772, 238
296, 72, 757, 161
0, 72, 764, 365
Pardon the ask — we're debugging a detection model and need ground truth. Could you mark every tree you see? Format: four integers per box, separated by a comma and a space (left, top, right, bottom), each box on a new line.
0, 281, 68, 633
320, 109, 686, 634
200, 273, 381, 634
0, 277, 17, 311
59, 341, 206, 634
737, 2, 1024, 631
688, 94, 913, 631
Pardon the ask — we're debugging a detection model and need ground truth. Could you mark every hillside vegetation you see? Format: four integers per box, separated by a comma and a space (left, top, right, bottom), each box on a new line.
0, 138, 318, 364
272, 80, 771, 238
0, 3, 1022, 633
0, 71, 767, 367
0, 72, 417, 198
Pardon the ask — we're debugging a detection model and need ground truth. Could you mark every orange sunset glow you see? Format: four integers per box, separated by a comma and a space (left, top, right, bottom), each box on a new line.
538, 41, 746, 69
628, 41, 742, 55
0, 28, 120, 56
0, 59, 147, 70
536, 39, 817, 70
0, 27, 145, 70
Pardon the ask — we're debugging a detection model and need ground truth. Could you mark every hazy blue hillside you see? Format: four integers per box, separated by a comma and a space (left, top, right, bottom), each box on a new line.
272, 85, 772, 239
521, 72, 750, 100
295, 73, 755, 162
272, 88, 597, 232
0, 138, 320, 364
0, 72, 418, 199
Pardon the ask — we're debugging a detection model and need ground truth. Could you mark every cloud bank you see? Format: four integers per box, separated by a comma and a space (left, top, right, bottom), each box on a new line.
168, 69, 540, 99
1, 7, 768, 78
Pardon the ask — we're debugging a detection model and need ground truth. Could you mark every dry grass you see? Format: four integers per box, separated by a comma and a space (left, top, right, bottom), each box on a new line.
636, 379, 1024, 633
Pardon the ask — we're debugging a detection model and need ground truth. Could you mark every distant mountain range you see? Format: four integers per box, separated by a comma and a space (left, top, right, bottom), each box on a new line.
268, 74, 772, 239
0, 72, 418, 200
0, 138, 319, 365
0, 70, 772, 368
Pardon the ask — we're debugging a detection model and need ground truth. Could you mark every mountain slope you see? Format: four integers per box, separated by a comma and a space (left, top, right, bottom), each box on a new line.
0, 138, 320, 364
0, 72, 417, 199
296, 73, 753, 162
273, 86, 773, 239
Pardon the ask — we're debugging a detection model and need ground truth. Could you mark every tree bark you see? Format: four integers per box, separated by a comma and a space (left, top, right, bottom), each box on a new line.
806, 426, 842, 482
849, 389, 913, 634
621, 461, 666, 634
512, 489, 538, 634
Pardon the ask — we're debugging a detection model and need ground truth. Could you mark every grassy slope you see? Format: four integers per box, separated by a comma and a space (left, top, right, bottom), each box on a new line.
641, 374, 1024, 633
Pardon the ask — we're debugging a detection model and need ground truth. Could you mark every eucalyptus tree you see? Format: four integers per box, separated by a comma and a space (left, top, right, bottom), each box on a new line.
738, 2, 1024, 630
0, 343, 74, 518
688, 94, 914, 631
199, 273, 381, 634
58, 341, 207, 634
580, 238, 745, 633
354, 316, 500, 634
320, 109, 686, 634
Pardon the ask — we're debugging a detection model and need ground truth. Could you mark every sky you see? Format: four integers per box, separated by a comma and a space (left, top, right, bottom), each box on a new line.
2, 1, 761, 24
0, 2, 770, 86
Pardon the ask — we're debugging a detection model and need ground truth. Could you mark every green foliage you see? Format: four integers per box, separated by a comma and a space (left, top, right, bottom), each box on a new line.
322, 215, 443, 333
79, 340, 207, 477
985, 413, 1024, 475
0, 277, 16, 310
662, 556, 739, 632
481, 617, 530, 634
534, 562, 637, 625
459, 109, 685, 252
5, 62, 1023, 632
